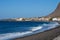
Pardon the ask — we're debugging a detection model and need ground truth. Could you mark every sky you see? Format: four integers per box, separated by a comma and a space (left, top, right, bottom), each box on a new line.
0, 0, 60, 19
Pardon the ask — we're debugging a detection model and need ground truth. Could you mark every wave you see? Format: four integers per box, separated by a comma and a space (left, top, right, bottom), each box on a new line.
31, 26, 43, 31
43, 22, 59, 30
0, 31, 33, 40
0, 26, 43, 40
0, 22, 59, 40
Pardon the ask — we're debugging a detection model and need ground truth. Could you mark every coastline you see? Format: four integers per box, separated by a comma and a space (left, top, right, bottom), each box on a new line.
13, 23, 60, 40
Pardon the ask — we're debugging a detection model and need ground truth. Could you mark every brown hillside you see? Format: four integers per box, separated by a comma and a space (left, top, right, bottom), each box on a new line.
47, 3, 60, 17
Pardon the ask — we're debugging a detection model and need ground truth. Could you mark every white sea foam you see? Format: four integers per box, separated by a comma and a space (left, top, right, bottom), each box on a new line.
31, 26, 43, 31
48, 22, 59, 29
0, 22, 59, 40
0, 26, 43, 40
0, 31, 32, 40
43, 22, 59, 29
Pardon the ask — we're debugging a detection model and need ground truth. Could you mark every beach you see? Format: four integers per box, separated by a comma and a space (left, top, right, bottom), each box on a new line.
13, 23, 60, 40
0, 0, 60, 40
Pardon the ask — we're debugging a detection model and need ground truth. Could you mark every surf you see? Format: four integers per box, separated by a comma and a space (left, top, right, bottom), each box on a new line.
0, 22, 59, 40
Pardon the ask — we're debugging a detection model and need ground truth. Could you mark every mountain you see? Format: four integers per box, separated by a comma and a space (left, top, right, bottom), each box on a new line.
47, 3, 60, 17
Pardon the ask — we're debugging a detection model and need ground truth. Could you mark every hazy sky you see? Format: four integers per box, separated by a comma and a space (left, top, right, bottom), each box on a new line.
0, 0, 60, 18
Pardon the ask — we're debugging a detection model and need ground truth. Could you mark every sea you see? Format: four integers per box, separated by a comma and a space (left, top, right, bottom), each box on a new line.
0, 21, 59, 40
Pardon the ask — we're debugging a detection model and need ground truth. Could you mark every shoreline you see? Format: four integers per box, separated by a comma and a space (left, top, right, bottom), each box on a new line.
13, 24, 60, 40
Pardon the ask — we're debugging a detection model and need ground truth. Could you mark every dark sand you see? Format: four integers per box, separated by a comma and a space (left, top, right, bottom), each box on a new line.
13, 25, 60, 40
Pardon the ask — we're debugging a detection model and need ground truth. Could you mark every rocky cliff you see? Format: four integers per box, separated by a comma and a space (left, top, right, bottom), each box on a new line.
47, 3, 60, 17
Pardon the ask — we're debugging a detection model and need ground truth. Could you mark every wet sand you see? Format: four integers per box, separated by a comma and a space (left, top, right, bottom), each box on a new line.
13, 25, 60, 40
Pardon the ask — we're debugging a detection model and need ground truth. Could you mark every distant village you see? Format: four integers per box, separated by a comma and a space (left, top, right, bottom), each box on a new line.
0, 17, 60, 21
13, 17, 60, 21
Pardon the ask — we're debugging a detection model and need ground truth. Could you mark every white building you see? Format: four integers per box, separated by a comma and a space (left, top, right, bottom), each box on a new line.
39, 17, 51, 21
16, 18, 23, 21
52, 18, 60, 21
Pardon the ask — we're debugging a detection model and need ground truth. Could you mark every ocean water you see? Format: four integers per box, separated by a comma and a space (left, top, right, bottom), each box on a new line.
0, 21, 59, 40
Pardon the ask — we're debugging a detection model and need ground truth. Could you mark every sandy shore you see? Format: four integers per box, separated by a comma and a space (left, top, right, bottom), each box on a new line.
13, 25, 60, 40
